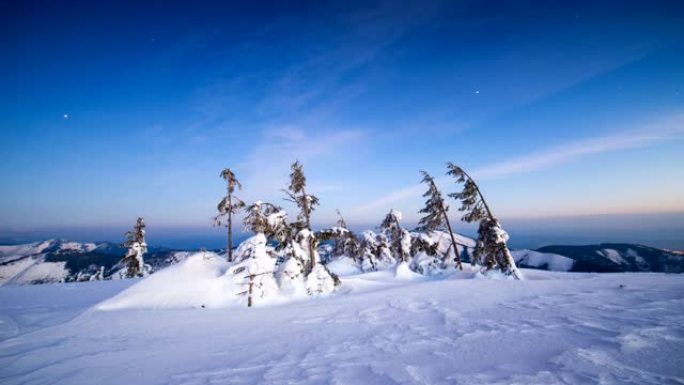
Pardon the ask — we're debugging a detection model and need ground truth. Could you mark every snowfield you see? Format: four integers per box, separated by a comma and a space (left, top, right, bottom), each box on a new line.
1, 261, 683, 385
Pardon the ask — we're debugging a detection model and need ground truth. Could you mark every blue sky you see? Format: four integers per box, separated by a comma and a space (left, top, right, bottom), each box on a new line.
2, 1, 684, 247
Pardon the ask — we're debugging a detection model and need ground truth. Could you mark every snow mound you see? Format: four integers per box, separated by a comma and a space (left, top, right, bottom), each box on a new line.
96, 242, 337, 311
394, 261, 422, 280
306, 264, 337, 295
326, 257, 362, 276
96, 252, 234, 310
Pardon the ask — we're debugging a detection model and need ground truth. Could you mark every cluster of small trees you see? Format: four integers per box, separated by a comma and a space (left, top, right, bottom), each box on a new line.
328, 164, 521, 280
213, 161, 521, 290
215, 161, 339, 306
116, 160, 521, 305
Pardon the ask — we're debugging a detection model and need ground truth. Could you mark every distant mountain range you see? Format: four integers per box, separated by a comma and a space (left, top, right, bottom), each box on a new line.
1, 239, 682, 285
530, 243, 684, 273
0, 239, 191, 285
511, 243, 684, 273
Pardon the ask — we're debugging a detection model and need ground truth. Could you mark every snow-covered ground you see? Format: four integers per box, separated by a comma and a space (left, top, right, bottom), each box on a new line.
1, 265, 683, 384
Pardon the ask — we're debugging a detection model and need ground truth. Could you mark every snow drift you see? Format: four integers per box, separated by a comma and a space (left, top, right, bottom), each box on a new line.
96, 252, 233, 310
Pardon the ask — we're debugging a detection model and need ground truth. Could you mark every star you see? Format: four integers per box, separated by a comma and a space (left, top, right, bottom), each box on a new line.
63, 114, 69, 119
475, 90, 480, 94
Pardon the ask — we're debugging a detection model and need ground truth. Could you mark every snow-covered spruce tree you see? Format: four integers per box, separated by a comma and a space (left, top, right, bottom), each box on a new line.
282, 161, 320, 271
281, 161, 339, 293
417, 171, 463, 270
359, 230, 379, 272
380, 209, 411, 263
409, 232, 445, 275
120, 217, 149, 278
229, 201, 281, 307
359, 230, 395, 272
213, 168, 245, 262
446, 162, 522, 279
259, 204, 308, 297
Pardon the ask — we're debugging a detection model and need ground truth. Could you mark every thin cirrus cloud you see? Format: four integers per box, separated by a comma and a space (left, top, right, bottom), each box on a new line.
473, 114, 684, 179
236, 126, 366, 202
355, 113, 684, 214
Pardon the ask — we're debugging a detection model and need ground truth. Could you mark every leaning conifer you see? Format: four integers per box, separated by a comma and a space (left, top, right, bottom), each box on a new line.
446, 162, 522, 279
417, 171, 463, 269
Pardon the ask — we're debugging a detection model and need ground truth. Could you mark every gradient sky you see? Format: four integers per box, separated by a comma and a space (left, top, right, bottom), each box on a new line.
3, 1, 684, 246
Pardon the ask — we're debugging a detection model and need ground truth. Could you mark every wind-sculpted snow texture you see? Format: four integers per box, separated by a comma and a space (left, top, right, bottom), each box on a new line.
1, 268, 683, 385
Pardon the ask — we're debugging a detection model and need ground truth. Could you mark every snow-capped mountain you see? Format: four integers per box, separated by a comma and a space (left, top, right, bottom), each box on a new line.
512, 243, 684, 273
0, 239, 187, 285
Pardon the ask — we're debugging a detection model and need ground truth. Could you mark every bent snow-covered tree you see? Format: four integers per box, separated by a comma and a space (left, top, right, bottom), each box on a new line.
417, 171, 463, 270
380, 209, 411, 263
121, 217, 148, 278
214, 168, 245, 262
446, 162, 522, 280
281, 161, 339, 292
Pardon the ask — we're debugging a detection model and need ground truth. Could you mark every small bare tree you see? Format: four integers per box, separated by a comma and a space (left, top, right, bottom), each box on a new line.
446, 162, 522, 279
417, 171, 463, 269
214, 168, 245, 262
336, 208, 347, 229
318, 209, 361, 260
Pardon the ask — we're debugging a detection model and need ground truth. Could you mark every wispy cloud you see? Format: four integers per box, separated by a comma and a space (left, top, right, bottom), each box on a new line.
473, 114, 684, 179
237, 126, 366, 202
355, 113, 684, 213
354, 184, 426, 214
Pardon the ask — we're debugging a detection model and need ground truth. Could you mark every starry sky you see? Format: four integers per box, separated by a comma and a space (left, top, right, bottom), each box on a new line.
3, 1, 684, 248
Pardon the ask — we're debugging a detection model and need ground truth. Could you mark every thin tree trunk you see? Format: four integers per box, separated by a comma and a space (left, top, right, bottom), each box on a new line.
441, 207, 463, 270
225, 186, 234, 262
302, 188, 315, 274
227, 208, 233, 262
247, 275, 254, 307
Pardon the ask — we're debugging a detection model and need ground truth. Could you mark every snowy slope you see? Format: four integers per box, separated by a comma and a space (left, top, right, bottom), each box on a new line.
1, 267, 682, 385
